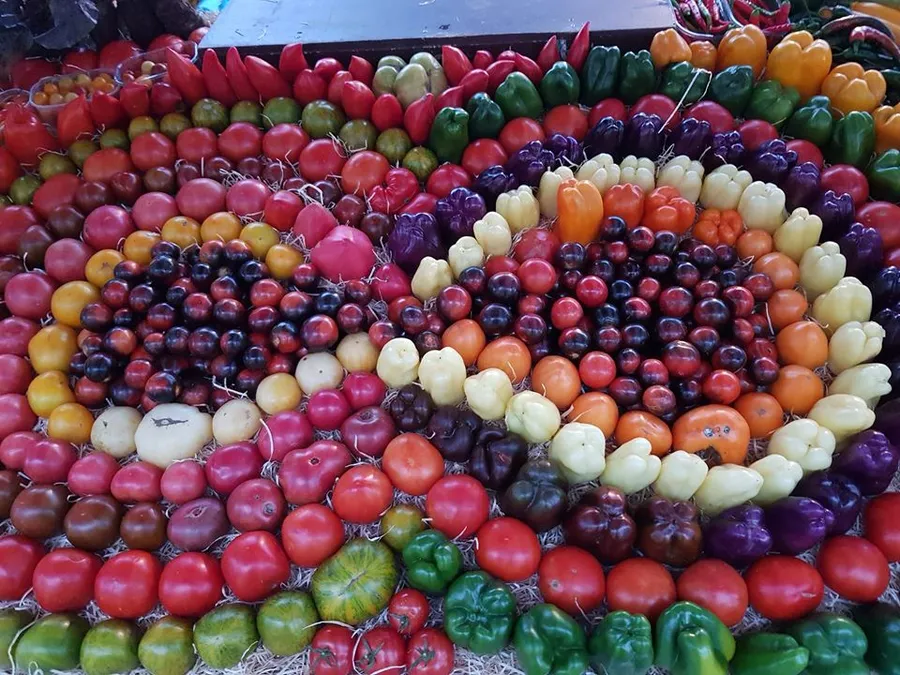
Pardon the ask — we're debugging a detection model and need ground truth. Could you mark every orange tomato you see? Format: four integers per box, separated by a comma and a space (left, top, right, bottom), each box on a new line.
265, 244, 304, 280
476, 335, 530, 383
161, 216, 201, 248
51, 282, 100, 329
735, 229, 773, 260
85, 250, 126, 287
47, 402, 94, 444
734, 392, 784, 438
123, 231, 161, 264
770, 364, 825, 414
531, 356, 581, 410
766, 289, 808, 330
443, 320, 486, 367
775, 321, 828, 369
671, 404, 751, 464
381, 433, 444, 496
569, 392, 619, 437
753, 252, 800, 290
201, 211, 242, 242
615, 411, 673, 456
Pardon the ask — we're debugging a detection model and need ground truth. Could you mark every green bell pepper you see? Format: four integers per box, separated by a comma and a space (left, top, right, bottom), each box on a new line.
745, 80, 801, 128
730, 633, 810, 675
443, 571, 516, 655
617, 50, 656, 105
540, 61, 580, 108
784, 95, 834, 148
401, 529, 462, 594
514, 603, 589, 675
657, 62, 711, 106
709, 65, 755, 117
581, 46, 621, 105
428, 107, 469, 165
786, 613, 868, 675
868, 149, 900, 201
826, 110, 875, 169
854, 602, 900, 675
495, 72, 544, 120
466, 93, 505, 140
654, 601, 735, 675
588, 610, 653, 675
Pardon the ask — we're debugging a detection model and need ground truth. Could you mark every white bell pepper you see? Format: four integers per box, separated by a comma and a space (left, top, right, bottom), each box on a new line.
693, 465, 764, 515
549, 422, 607, 484
700, 164, 753, 210
652, 450, 709, 501
601, 438, 661, 495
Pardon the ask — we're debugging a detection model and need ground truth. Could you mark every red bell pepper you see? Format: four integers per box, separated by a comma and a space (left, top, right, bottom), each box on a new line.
537, 35, 560, 73
202, 49, 237, 108
435, 86, 465, 112
369, 168, 420, 213
119, 82, 151, 119
372, 94, 403, 131
473, 50, 494, 70
3, 104, 58, 166
514, 54, 543, 84
56, 96, 94, 148
459, 69, 489, 99
326, 70, 353, 106
314, 58, 343, 82
293, 69, 327, 105
404, 93, 436, 145
567, 22, 591, 71
399, 191, 438, 214
166, 49, 207, 105
279, 42, 308, 82
244, 56, 291, 101
0, 147, 21, 193
226, 47, 260, 102
441, 45, 473, 86
643, 186, 696, 234
486, 60, 516, 94
150, 82, 183, 117
349, 56, 374, 87
343, 81, 376, 120
90, 91, 125, 128
498, 50, 516, 61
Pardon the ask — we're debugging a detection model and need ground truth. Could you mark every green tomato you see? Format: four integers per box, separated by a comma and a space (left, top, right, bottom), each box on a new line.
340, 119, 378, 153
394, 63, 430, 108
192, 98, 230, 133
68, 139, 98, 168
302, 100, 346, 139
193, 604, 258, 669
127, 115, 159, 140
402, 146, 438, 182
257, 591, 319, 656
376, 128, 413, 164
373, 66, 399, 97
159, 112, 192, 140
80, 619, 140, 675
14, 613, 89, 672
263, 97, 302, 128
100, 128, 130, 150
10, 175, 41, 205
380, 503, 426, 551
230, 100, 263, 126
378, 55, 406, 71
38, 152, 77, 180
138, 617, 196, 675
0, 609, 31, 668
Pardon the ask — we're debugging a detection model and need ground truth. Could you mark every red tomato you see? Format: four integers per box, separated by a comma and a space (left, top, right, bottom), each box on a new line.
606, 558, 676, 621
341, 150, 389, 196
382, 433, 444, 496
281, 503, 345, 567
217, 123, 263, 163
407, 628, 455, 675
353, 626, 406, 675
886, 247, 900, 267
676, 559, 748, 627
311, 625, 354, 675
543, 104, 589, 140
331, 465, 393, 523
685, 101, 735, 134
32, 548, 100, 612
817, 535, 890, 603
857, 201, 900, 249
538, 545, 605, 614
821, 164, 870, 207
864, 492, 900, 561
475, 517, 541, 582
220, 530, 290, 602
158, 552, 224, 617
130, 131, 177, 171
388, 588, 429, 636
94, 550, 162, 619
588, 98, 627, 126
462, 139, 508, 178
629, 94, 680, 130
300, 139, 346, 183
745, 556, 823, 621
738, 119, 778, 151
579, 351, 616, 389
263, 124, 310, 163
425, 475, 490, 539
0, 535, 43, 601
426, 164, 470, 198
513, 227, 561, 262
786, 139, 824, 169
499, 118, 545, 154
82, 148, 134, 184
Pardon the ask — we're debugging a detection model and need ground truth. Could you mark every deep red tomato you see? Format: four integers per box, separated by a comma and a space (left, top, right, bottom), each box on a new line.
407, 628, 455, 675
588, 98, 627, 126
538, 545, 605, 614
341, 150, 390, 196
388, 588, 429, 636
332, 465, 393, 523
382, 433, 444, 496
353, 626, 406, 675
543, 104, 589, 140
311, 625, 354, 675
864, 492, 900, 561
513, 227, 561, 262
579, 351, 616, 389
821, 164, 869, 207
425, 475, 490, 539
475, 517, 541, 582
857, 201, 900, 249
676, 559, 748, 627
786, 139, 823, 169
220, 530, 290, 602
685, 101, 735, 134
817, 535, 890, 603
300, 139, 347, 183
0, 534, 43, 600
738, 119, 778, 151
426, 164, 470, 198
158, 552, 224, 617
130, 131, 177, 171
629, 94, 680, 130
499, 118, 545, 154
461, 139, 508, 178
281, 503, 345, 567
32, 548, 101, 613
745, 556, 823, 621
606, 558, 676, 621
94, 550, 162, 619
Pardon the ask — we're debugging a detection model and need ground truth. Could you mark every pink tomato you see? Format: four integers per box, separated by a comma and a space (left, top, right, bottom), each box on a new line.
130, 132, 177, 171
4, 272, 55, 320
306, 389, 351, 431
204, 441, 263, 495
132, 192, 179, 232
176, 178, 227, 221
257, 410, 314, 462
342, 371, 387, 410
0, 354, 31, 395
110, 461, 164, 503
44, 239, 94, 283
160, 460, 207, 505
82, 205, 135, 250
67, 452, 119, 496
0, 317, 39, 356
0, 430, 39, 469
225, 179, 271, 218
264, 190, 304, 232
23, 438, 77, 484
176, 128, 218, 163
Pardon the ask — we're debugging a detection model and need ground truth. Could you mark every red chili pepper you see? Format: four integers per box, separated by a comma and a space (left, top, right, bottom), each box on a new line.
150, 82, 183, 117
486, 60, 517, 94
119, 82, 151, 119
435, 86, 465, 112
343, 80, 376, 119
349, 55, 374, 87
370, 167, 420, 213
567, 22, 591, 71
244, 55, 291, 101
166, 49, 207, 105
226, 47, 259, 102
537, 35, 560, 73
404, 93, 436, 145
202, 49, 237, 107
497, 50, 517, 62
90, 91, 125, 128
3, 104, 58, 166
326, 70, 353, 106
459, 69, 489, 99
398, 191, 438, 214
372, 94, 403, 131
279, 42, 308, 82
441, 45, 473, 86
514, 54, 543, 84
473, 50, 494, 69
314, 58, 343, 82
293, 69, 327, 105
56, 96, 94, 148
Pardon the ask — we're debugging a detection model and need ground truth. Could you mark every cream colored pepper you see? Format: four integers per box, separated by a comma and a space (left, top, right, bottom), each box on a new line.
799, 241, 847, 298
549, 422, 607, 484
737, 181, 787, 233
505, 391, 561, 443
652, 451, 709, 501
750, 455, 804, 505
496, 185, 540, 233
538, 167, 575, 218
829, 363, 892, 408
657, 156, 705, 204
464, 368, 514, 421
417, 347, 466, 406
618, 155, 656, 193
411, 256, 453, 302
447, 236, 484, 278
808, 393, 876, 443
473, 211, 512, 256
601, 438, 661, 495
693, 465, 764, 515
773, 208, 823, 262
768, 419, 836, 474
700, 164, 753, 210
811, 277, 872, 334
575, 153, 620, 195
376, 337, 420, 389
828, 321, 885, 374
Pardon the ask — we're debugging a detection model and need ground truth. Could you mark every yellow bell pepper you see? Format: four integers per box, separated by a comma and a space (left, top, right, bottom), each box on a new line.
716, 25, 767, 78
765, 31, 832, 102
650, 28, 693, 69
874, 104, 900, 153
555, 179, 604, 245
690, 41, 717, 71
821, 62, 886, 114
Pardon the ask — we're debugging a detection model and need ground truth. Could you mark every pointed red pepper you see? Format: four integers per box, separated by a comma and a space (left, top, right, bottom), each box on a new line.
514, 54, 543, 83
279, 42, 308, 82
498, 50, 517, 61
314, 58, 343, 82
244, 55, 291, 101
486, 60, 516, 94
293, 69, 327, 105
537, 35, 560, 73
435, 86, 465, 112
226, 47, 260, 102
202, 49, 237, 107
567, 22, 591, 71
166, 49, 207, 105
119, 82, 151, 119
90, 91, 125, 128
342, 81, 376, 120
441, 45, 473, 86
459, 69, 489, 99
3, 104, 58, 166
150, 82, 183, 117
56, 96, 95, 147
372, 94, 403, 131
404, 93, 435, 145
398, 191, 438, 214
473, 50, 494, 69
349, 56, 374, 87
326, 70, 353, 106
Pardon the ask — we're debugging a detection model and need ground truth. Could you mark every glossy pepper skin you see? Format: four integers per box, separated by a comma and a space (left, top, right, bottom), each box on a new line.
746, 80, 801, 128
821, 62, 886, 115
401, 529, 463, 594
588, 611, 654, 675
501, 459, 568, 532
786, 614, 869, 675
765, 31, 832, 102
618, 50, 656, 105
854, 603, 900, 675
702, 504, 772, 569
670, 117, 712, 160
709, 65, 755, 117
658, 62, 711, 106
874, 103, 900, 153
785, 96, 835, 148
469, 428, 528, 490
540, 61, 580, 108
650, 28, 692, 68
636, 496, 702, 567
563, 485, 636, 563
624, 112, 666, 159
584, 116, 625, 158
654, 601, 736, 675
868, 149, 900, 201
429, 107, 469, 164
730, 632, 810, 675
466, 93, 505, 140
581, 46, 621, 105
443, 571, 516, 655
827, 111, 876, 169
555, 178, 604, 245
495, 71, 543, 120
716, 25, 768, 78
514, 603, 589, 675
783, 162, 822, 210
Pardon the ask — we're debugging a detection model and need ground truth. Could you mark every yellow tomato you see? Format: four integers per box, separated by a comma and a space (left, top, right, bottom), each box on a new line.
201, 212, 242, 242
123, 231, 161, 264
28, 324, 78, 373
265, 244, 303, 280
47, 402, 94, 444
51, 281, 100, 328
161, 216, 201, 248
85, 250, 126, 287
240, 222, 280, 259
27, 371, 75, 417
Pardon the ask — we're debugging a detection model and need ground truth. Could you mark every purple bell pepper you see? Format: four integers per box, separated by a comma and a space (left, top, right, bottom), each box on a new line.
874, 304, 900, 356
703, 504, 772, 568
702, 131, 745, 171
386, 212, 444, 274
543, 133, 584, 168
839, 222, 883, 280
472, 165, 517, 209
782, 162, 821, 211
505, 140, 555, 188
434, 187, 487, 243
669, 117, 712, 160
875, 399, 900, 445
793, 471, 862, 535
834, 429, 900, 495
583, 116, 624, 159
765, 496, 834, 555
872, 266, 900, 310
744, 138, 798, 185
623, 112, 665, 161
812, 188, 856, 241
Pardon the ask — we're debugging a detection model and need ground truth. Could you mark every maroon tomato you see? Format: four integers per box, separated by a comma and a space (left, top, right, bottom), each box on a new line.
475, 517, 541, 582
158, 552, 224, 617
341, 371, 387, 410
786, 139, 823, 169
538, 545, 605, 614
676, 559, 748, 627
820, 164, 869, 207
32, 548, 102, 612
340, 406, 396, 458
279, 440, 351, 504
817, 535, 890, 603
864, 492, 900, 562
426, 164, 470, 198
745, 555, 824, 621
331, 465, 393, 524
738, 119, 778, 151
221, 530, 290, 602
606, 558, 676, 621
0, 354, 32, 395
588, 98, 627, 126
0, 534, 44, 600
407, 628, 454, 675
629, 94, 680, 130
23, 438, 77, 484
685, 101, 735, 134
857, 201, 900, 249
281, 503, 344, 567
160, 460, 207, 505
353, 626, 406, 675
388, 588, 429, 636
426, 475, 490, 539
94, 550, 162, 619
0, 206, 39, 256
461, 139, 508, 178
131, 131, 177, 170
0, 394, 37, 441
311, 625, 354, 675
204, 441, 263, 495
4, 271, 55, 320
67, 452, 119, 496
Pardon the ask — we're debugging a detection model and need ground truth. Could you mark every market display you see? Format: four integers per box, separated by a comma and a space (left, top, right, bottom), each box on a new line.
2, 6, 900, 675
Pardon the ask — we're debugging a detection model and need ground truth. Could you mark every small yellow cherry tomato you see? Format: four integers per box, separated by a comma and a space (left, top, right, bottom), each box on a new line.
201, 212, 242, 242
265, 243, 303, 280
240, 222, 280, 259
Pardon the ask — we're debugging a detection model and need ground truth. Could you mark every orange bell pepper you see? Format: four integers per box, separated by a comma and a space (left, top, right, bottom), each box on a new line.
690, 41, 718, 72
821, 62, 887, 114
642, 186, 696, 234
556, 179, 604, 245
694, 209, 744, 246
874, 103, 900, 153
715, 25, 767, 78
765, 31, 832, 102
650, 28, 693, 69
602, 183, 645, 229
